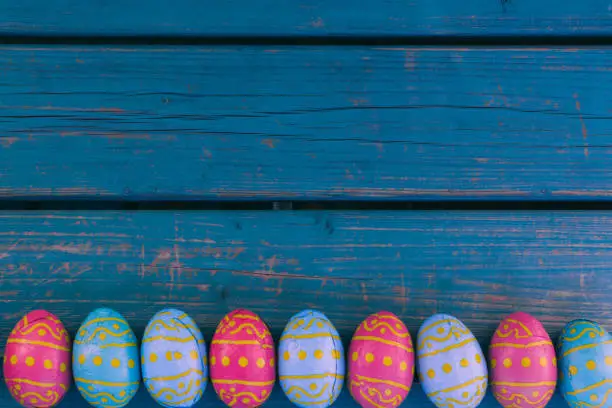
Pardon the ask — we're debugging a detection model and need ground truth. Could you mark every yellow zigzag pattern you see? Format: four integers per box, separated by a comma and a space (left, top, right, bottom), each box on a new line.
564, 326, 606, 342
286, 384, 329, 399
152, 380, 194, 399
229, 323, 268, 339
19, 390, 59, 404
19, 322, 67, 341
290, 317, 333, 331
418, 326, 470, 350
495, 389, 554, 406
495, 319, 533, 339
362, 320, 409, 338
144, 318, 198, 336
79, 318, 126, 331
77, 327, 132, 343
219, 389, 267, 407
77, 388, 132, 404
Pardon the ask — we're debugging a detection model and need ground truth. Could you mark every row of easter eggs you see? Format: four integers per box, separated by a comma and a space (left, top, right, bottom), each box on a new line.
2, 308, 609, 408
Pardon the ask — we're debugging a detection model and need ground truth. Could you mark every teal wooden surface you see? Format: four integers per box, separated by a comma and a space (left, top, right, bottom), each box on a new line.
0, 210, 600, 406
0, 0, 611, 37
1, 46, 612, 200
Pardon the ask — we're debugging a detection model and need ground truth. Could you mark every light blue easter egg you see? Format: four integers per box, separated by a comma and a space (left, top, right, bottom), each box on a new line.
73, 308, 140, 408
278, 310, 345, 408
142, 309, 208, 407
559, 319, 612, 407
417, 314, 487, 408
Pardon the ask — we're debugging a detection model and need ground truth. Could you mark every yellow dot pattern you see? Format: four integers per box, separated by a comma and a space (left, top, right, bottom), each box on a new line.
442, 363, 452, 374
383, 356, 393, 366
522, 357, 531, 368
365, 353, 374, 363
587, 360, 596, 370
25, 357, 35, 367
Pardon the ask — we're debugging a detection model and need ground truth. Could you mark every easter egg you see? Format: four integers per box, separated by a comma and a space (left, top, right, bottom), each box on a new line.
142, 309, 208, 407
490, 312, 556, 408
348, 311, 414, 408
3, 310, 71, 408
279, 310, 345, 408
210, 309, 275, 408
558, 319, 612, 407
73, 308, 140, 407
417, 314, 487, 408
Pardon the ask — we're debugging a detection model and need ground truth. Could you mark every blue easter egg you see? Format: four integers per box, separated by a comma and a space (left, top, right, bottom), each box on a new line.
142, 309, 208, 407
73, 308, 140, 408
417, 314, 487, 408
279, 310, 345, 408
559, 319, 612, 407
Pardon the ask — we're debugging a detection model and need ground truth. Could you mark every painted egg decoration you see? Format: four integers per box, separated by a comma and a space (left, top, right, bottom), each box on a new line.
558, 319, 612, 407
73, 308, 140, 407
490, 312, 556, 408
142, 309, 207, 407
279, 309, 345, 408
417, 314, 488, 408
3, 310, 71, 408
348, 311, 414, 408
210, 309, 275, 408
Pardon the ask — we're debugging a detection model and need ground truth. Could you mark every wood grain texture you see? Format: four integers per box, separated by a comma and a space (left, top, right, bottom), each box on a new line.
1, 46, 612, 200
0, 210, 594, 406
0, 0, 611, 37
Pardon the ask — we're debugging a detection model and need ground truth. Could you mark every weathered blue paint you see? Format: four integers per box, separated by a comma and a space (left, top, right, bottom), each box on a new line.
0, 0, 611, 37
0, 47, 611, 200
0, 208, 588, 408
0, 210, 608, 339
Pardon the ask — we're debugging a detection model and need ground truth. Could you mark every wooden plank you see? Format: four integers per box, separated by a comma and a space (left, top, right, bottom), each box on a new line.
0, 0, 611, 37
0, 210, 609, 339
1, 46, 612, 200
0, 210, 597, 406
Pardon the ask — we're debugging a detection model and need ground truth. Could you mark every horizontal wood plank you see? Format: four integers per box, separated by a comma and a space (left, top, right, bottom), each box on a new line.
0, 210, 597, 406
0, 210, 609, 339
1, 46, 612, 200
0, 0, 611, 37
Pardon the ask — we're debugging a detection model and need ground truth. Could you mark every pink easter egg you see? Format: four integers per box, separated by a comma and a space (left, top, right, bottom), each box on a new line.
210, 309, 275, 408
490, 312, 557, 408
349, 311, 414, 408
4, 310, 71, 408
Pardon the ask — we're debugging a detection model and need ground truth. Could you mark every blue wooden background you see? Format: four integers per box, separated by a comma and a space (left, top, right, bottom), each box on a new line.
0, 211, 608, 406
1, 46, 611, 200
1, 0, 611, 406
0, 0, 611, 37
